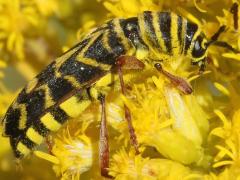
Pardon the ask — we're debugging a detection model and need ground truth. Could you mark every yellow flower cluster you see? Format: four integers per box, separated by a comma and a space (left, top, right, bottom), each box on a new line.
1, 0, 240, 180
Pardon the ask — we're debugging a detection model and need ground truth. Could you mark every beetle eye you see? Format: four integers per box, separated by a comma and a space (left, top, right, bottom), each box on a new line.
194, 40, 201, 51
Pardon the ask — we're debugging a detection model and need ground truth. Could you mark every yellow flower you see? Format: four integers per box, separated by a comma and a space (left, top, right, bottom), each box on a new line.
0, 0, 39, 60
101, 0, 160, 17
0, 60, 6, 79
210, 109, 240, 169
109, 148, 196, 179
118, 74, 209, 166
33, 0, 59, 16
1, 0, 240, 179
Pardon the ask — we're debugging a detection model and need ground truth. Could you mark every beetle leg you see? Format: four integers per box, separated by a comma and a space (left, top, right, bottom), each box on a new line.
115, 55, 145, 71
98, 94, 112, 178
213, 41, 240, 53
116, 55, 143, 155
154, 63, 193, 94
45, 136, 53, 155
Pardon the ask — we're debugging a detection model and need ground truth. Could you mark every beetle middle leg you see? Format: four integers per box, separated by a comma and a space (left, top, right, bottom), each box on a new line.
154, 63, 193, 94
115, 55, 145, 155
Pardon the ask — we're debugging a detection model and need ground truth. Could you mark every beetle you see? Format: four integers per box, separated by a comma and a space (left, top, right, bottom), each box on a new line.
1, 10, 238, 177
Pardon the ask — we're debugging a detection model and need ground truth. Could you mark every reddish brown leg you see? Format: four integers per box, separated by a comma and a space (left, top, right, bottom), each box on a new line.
154, 63, 193, 94
46, 136, 53, 155
98, 94, 112, 178
116, 55, 144, 155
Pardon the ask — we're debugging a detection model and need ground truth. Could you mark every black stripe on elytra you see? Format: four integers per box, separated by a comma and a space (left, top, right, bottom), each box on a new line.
36, 61, 56, 85
158, 12, 172, 54
20, 136, 36, 150
120, 18, 148, 49
143, 11, 160, 48
3, 107, 22, 137
32, 119, 50, 136
10, 137, 22, 158
184, 21, 198, 54
107, 29, 125, 56
47, 77, 74, 102
17, 89, 28, 104
16, 37, 90, 105
26, 89, 45, 125
17, 38, 90, 101
59, 57, 105, 84
50, 106, 69, 124
84, 34, 118, 65
15, 61, 56, 105
43, 38, 92, 103
177, 15, 183, 52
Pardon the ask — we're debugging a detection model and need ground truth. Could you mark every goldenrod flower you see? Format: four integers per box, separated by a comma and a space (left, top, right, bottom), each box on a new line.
109, 148, 195, 179
1, 0, 240, 180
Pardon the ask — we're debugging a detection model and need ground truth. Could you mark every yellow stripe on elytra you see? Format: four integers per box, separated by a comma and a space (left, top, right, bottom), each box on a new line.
170, 13, 180, 56
152, 12, 167, 52
40, 85, 55, 109
17, 142, 30, 155
78, 57, 111, 71
55, 45, 80, 70
60, 95, 91, 118
79, 32, 102, 58
18, 104, 27, 130
26, 127, 44, 145
25, 78, 38, 93
56, 32, 101, 72
102, 30, 112, 52
64, 75, 81, 88
112, 19, 131, 51
41, 113, 61, 131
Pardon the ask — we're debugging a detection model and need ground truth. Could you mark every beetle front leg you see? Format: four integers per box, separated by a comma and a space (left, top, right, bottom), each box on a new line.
154, 63, 193, 94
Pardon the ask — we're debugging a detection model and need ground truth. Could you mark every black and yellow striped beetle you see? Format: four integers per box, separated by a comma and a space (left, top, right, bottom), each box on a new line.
1, 9, 238, 177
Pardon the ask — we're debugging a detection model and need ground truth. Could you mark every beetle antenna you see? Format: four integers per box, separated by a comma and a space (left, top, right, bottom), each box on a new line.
230, 2, 239, 31
213, 41, 240, 53
206, 25, 240, 53
206, 25, 226, 46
